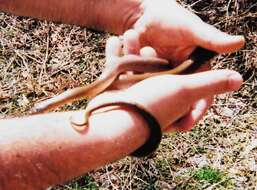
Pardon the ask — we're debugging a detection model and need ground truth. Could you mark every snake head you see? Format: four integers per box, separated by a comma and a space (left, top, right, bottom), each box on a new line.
30, 102, 50, 115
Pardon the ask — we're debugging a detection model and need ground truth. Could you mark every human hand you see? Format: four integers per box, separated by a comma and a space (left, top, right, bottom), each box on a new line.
124, 0, 245, 65
87, 36, 243, 133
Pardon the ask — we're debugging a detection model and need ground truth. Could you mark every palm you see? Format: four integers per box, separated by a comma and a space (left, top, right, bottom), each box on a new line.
134, 0, 199, 64
132, 0, 244, 66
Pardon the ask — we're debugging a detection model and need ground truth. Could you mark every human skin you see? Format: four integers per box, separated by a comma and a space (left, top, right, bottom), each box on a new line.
0, 109, 150, 190
0, 1, 245, 189
0, 0, 245, 128
0, 0, 245, 63
0, 70, 242, 190
0, 0, 142, 34
0, 36, 243, 190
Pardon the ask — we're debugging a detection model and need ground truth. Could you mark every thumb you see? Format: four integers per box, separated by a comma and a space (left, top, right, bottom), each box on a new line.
183, 69, 243, 101
192, 22, 245, 53
105, 36, 123, 59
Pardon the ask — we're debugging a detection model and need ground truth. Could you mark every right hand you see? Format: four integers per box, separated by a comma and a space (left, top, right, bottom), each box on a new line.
88, 36, 243, 132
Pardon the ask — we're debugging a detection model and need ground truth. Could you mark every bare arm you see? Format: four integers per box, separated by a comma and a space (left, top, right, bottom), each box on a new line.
0, 108, 149, 190
0, 66, 243, 190
0, 0, 142, 34
0, 0, 244, 61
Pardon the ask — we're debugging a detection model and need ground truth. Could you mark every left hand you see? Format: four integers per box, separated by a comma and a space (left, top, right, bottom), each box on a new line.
124, 0, 245, 65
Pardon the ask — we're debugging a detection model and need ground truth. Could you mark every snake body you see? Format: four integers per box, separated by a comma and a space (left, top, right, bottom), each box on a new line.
31, 55, 170, 114
31, 47, 217, 132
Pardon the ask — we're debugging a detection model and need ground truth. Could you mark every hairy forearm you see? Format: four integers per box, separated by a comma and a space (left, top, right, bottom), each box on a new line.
0, 0, 143, 34
0, 108, 149, 190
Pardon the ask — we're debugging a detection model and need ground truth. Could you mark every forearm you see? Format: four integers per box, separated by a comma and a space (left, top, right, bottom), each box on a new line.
0, 0, 143, 34
0, 108, 149, 190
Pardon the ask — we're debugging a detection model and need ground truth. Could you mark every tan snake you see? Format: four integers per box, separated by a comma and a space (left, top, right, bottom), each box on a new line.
31, 47, 217, 131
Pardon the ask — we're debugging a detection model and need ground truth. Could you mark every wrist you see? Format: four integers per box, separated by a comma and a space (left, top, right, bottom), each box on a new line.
79, 0, 144, 34
88, 103, 162, 157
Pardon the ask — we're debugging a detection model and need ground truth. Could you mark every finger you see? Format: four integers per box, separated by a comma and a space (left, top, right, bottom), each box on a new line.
106, 36, 123, 60
182, 69, 243, 100
140, 46, 158, 58
123, 29, 140, 55
192, 22, 245, 53
164, 96, 213, 133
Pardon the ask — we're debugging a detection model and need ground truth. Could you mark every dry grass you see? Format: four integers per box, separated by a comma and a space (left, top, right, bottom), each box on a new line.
0, 0, 256, 189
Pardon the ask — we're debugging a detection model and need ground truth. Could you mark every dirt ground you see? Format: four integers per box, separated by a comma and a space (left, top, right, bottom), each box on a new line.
0, 0, 256, 189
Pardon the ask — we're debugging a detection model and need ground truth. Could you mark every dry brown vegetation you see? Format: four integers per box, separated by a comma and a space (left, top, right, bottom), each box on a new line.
0, 0, 256, 189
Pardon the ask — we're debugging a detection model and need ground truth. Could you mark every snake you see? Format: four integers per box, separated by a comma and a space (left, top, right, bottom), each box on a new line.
31, 47, 217, 131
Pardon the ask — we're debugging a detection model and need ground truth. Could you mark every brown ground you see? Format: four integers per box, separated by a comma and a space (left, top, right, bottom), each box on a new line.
0, 0, 256, 189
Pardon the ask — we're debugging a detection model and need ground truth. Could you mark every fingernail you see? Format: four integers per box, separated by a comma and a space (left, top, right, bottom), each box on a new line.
228, 72, 243, 90
232, 35, 246, 46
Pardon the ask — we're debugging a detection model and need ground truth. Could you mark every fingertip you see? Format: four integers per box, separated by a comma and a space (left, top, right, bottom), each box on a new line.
227, 71, 243, 91
140, 46, 158, 57
184, 70, 243, 100
123, 29, 138, 37
106, 36, 121, 46
106, 36, 122, 57
215, 34, 245, 53
194, 22, 246, 53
